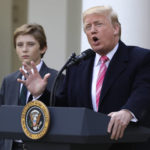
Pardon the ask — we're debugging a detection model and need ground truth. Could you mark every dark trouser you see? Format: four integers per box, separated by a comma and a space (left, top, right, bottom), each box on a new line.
108, 143, 135, 150
12, 142, 28, 150
109, 142, 150, 150
134, 140, 150, 150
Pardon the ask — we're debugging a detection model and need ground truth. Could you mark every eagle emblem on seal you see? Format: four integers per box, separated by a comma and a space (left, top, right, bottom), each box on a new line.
29, 109, 42, 131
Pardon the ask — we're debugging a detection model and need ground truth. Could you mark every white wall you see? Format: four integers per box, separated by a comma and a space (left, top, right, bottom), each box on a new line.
81, 0, 150, 51
0, 0, 12, 82
28, 0, 67, 70
28, 0, 82, 70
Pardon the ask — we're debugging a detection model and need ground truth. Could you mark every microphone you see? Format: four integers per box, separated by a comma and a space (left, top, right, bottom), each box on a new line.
50, 49, 94, 106
67, 49, 95, 67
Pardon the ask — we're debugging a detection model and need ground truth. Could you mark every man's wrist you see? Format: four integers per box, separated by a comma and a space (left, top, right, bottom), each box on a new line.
122, 109, 138, 122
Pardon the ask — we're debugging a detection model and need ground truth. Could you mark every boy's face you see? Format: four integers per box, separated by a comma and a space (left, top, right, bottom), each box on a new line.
15, 34, 46, 65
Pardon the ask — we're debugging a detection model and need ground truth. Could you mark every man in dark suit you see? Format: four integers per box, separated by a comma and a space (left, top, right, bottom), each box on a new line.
0, 24, 59, 150
18, 6, 150, 149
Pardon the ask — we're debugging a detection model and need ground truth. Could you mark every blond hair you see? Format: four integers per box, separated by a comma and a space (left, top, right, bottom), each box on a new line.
83, 6, 121, 37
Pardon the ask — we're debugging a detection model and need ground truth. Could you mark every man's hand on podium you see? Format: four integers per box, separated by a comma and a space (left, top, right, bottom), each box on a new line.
107, 109, 132, 140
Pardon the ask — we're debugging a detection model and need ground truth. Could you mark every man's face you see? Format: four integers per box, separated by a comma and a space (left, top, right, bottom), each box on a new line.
16, 34, 46, 65
84, 14, 119, 55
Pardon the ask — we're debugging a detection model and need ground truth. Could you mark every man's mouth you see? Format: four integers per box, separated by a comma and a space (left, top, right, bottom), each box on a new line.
92, 37, 99, 42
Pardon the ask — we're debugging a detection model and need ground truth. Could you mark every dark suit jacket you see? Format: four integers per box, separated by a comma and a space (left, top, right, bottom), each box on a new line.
56, 41, 150, 150
57, 40, 150, 125
0, 62, 58, 106
0, 62, 58, 150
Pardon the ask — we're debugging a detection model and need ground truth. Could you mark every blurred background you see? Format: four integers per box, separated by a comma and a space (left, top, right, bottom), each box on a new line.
0, 0, 150, 83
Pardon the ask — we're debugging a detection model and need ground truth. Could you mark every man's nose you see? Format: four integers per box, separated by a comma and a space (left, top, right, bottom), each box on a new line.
91, 25, 97, 33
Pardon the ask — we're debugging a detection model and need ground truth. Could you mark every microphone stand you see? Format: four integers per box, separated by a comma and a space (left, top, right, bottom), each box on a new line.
50, 53, 76, 106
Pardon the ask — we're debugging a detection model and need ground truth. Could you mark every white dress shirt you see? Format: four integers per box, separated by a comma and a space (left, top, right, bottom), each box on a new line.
91, 44, 118, 112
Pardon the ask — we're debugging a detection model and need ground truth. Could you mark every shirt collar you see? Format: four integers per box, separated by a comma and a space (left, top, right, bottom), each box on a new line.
36, 60, 43, 72
22, 60, 43, 73
95, 43, 119, 66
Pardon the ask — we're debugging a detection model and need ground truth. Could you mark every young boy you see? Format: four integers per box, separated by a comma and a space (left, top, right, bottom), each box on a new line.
0, 23, 59, 150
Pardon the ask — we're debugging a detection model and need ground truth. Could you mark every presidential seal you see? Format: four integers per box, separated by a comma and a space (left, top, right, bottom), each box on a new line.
21, 100, 50, 140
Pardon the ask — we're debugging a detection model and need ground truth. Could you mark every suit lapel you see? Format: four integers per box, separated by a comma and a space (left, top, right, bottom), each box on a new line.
39, 62, 47, 77
79, 55, 95, 108
12, 72, 22, 105
99, 41, 129, 103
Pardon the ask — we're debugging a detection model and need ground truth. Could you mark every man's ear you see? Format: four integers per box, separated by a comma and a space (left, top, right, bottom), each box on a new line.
113, 23, 120, 36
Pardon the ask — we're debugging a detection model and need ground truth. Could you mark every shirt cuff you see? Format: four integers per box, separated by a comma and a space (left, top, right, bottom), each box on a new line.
123, 109, 138, 122
33, 94, 42, 101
